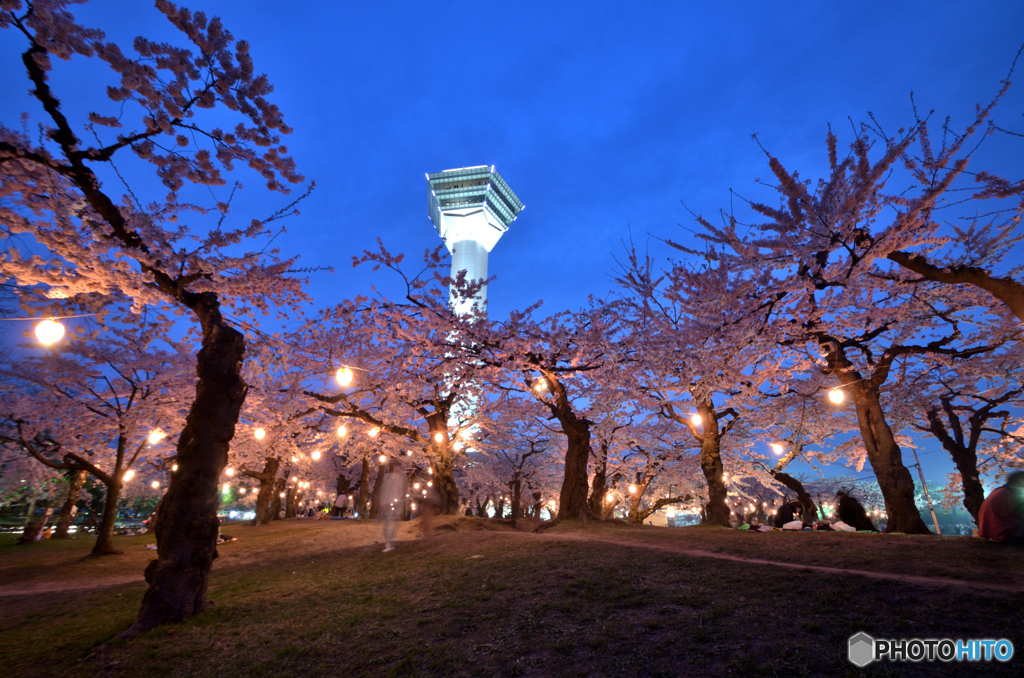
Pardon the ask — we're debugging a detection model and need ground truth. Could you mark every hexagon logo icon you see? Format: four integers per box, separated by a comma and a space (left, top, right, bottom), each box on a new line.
848, 632, 875, 667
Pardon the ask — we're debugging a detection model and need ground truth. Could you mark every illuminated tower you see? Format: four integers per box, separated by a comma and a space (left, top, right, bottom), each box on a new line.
427, 165, 523, 314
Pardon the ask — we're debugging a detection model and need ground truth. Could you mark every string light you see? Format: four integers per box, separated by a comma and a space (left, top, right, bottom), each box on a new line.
414, 483, 421, 490
337, 425, 347, 438
123, 469, 135, 481
291, 475, 298, 482
311, 450, 321, 461
829, 388, 845, 404
151, 480, 160, 489
222, 483, 230, 492
427, 481, 433, 487
378, 454, 387, 464
254, 428, 266, 440
225, 467, 235, 476
239, 487, 246, 494
336, 366, 354, 386
368, 427, 379, 438
148, 429, 167, 445
171, 464, 178, 472
35, 319, 65, 345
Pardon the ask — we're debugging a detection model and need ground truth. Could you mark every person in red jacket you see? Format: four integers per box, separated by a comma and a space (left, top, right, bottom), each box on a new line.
978, 473, 1024, 544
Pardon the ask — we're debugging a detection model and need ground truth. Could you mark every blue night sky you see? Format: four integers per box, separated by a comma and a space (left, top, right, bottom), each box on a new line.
3, 1, 1023, 492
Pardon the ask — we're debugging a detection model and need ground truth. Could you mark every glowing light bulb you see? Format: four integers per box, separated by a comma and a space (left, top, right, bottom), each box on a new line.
239, 487, 246, 494
434, 432, 444, 443
368, 427, 379, 438
379, 454, 387, 464
628, 484, 637, 494
35, 319, 65, 345
317, 490, 322, 496
123, 469, 135, 482
311, 450, 321, 461
225, 467, 235, 476
691, 413, 702, 426
427, 468, 433, 475
535, 379, 547, 392
291, 475, 298, 482
254, 428, 266, 440
414, 483, 421, 490
151, 480, 160, 489
337, 425, 347, 437
771, 443, 784, 455
223, 483, 230, 492
148, 429, 167, 445
280, 492, 286, 498
411, 503, 416, 510
336, 366, 354, 386
291, 456, 298, 463
171, 464, 178, 472
829, 388, 845, 404
605, 493, 613, 503
427, 481, 432, 487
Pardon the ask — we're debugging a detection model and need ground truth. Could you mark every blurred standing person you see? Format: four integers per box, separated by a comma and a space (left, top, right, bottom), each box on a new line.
380, 461, 406, 553
333, 491, 349, 518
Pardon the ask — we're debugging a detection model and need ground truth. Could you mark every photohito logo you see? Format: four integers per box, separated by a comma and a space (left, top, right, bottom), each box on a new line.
848, 632, 1014, 667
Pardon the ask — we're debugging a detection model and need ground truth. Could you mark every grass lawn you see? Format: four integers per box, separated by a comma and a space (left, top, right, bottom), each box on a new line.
1, 518, 1021, 677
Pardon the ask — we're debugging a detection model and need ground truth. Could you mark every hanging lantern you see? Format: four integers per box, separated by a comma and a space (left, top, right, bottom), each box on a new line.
35, 319, 65, 345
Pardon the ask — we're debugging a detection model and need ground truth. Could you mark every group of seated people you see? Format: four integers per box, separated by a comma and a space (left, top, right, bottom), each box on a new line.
760, 472, 1024, 542
768, 491, 879, 532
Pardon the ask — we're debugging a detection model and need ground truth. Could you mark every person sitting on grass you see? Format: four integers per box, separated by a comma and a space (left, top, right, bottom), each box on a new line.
836, 490, 878, 532
978, 472, 1024, 545
774, 500, 802, 528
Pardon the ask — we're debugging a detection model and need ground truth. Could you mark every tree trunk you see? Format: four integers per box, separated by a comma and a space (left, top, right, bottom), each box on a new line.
254, 458, 279, 525
924, 406, 986, 523
770, 470, 819, 521
91, 481, 123, 557
588, 450, 608, 516
431, 442, 460, 515
697, 403, 730, 526
357, 456, 370, 518
54, 469, 87, 539
532, 491, 542, 519
369, 463, 385, 519
558, 417, 592, 520
127, 298, 247, 637
285, 485, 297, 519
495, 496, 507, 519
270, 478, 285, 520
510, 475, 522, 520
845, 378, 930, 534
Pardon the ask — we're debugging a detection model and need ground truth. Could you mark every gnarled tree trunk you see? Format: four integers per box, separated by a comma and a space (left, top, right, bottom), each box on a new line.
770, 470, 819, 521
697, 403, 730, 526
242, 457, 279, 525
843, 376, 929, 534
126, 299, 247, 637
54, 469, 87, 539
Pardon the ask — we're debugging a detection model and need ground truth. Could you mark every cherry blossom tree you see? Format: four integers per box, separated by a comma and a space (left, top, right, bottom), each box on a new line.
0, 309, 192, 555
0, 1, 308, 632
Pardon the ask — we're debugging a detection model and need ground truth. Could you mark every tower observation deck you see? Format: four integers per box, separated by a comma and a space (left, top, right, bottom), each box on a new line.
427, 165, 523, 315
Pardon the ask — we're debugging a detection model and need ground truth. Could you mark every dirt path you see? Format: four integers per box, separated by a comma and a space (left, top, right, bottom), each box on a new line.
533, 531, 1024, 593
